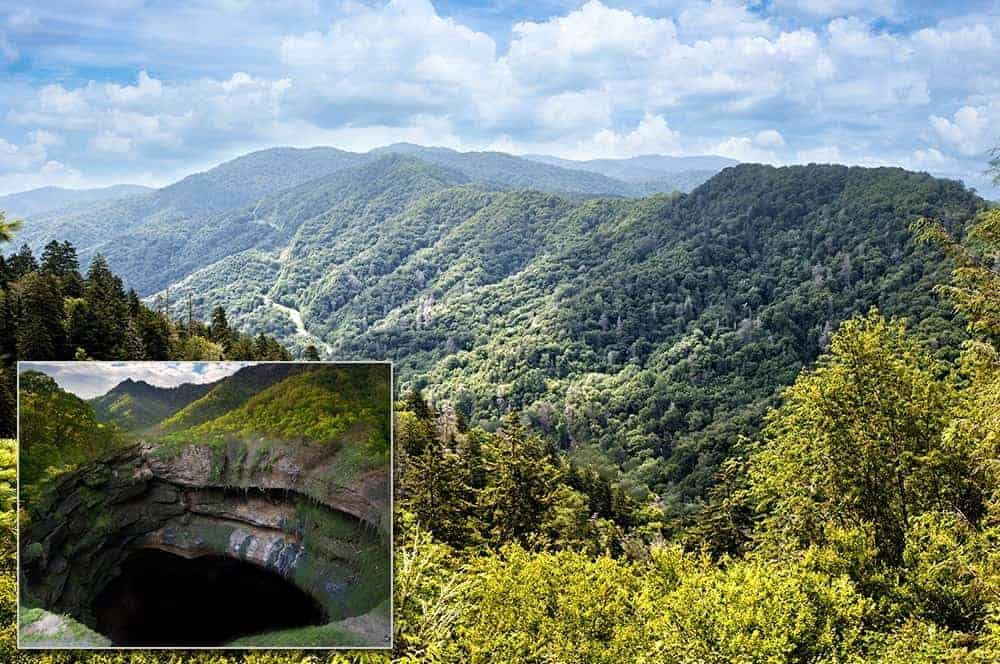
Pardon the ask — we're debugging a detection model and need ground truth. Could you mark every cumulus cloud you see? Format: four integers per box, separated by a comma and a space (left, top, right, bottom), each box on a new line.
8, 70, 289, 160
21, 361, 253, 399
795, 145, 844, 164
930, 104, 997, 157
578, 114, 684, 159
279, 0, 502, 122
2, 0, 1000, 196
713, 133, 781, 163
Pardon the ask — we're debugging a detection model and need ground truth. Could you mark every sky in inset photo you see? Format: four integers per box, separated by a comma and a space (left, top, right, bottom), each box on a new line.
20, 361, 252, 398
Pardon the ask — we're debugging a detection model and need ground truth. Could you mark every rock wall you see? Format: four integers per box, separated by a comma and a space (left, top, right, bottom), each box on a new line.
20, 439, 390, 642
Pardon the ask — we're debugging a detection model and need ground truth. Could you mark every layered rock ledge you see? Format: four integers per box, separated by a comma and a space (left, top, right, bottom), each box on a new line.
20, 438, 390, 646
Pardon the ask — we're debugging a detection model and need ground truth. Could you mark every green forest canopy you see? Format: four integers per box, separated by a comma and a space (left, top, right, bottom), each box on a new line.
0, 159, 998, 660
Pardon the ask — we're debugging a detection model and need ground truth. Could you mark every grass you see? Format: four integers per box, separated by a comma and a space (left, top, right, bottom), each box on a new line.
18, 607, 112, 647
225, 620, 375, 648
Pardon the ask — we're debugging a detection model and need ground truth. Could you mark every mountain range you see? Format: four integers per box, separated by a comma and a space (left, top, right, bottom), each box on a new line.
9, 145, 730, 269
8, 145, 987, 502
0, 184, 152, 220
89, 376, 217, 432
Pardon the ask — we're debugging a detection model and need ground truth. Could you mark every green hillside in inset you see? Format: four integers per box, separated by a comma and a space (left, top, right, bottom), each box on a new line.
90, 379, 215, 431
157, 363, 300, 433
173, 364, 390, 455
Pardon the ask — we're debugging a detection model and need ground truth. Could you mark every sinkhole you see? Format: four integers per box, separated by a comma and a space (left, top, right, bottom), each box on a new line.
92, 548, 327, 646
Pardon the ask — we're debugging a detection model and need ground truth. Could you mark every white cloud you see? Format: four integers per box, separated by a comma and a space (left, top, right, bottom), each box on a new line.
908, 147, 955, 171
707, 130, 787, 163
0, 137, 47, 171
279, 0, 501, 118
6, 9, 41, 32
930, 104, 997, 157
28, 129, 62, 148
577, 114, 683, 159
2, 0, 1000, 197
507, 1, 677, 94
104, 69, 163, 105
795, 145, 844, 163
8, 70, 289, 159
0, 160, 84, 197
754, 129, 786, 148
678, 0, 775, 40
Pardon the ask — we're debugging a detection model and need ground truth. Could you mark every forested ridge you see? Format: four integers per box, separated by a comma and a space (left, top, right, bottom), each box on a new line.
226, 161, 985, 506
0, 153, 997, 660
105, 158, 983, 509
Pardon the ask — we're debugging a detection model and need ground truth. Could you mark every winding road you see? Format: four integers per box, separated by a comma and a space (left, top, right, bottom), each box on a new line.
262, 294, 333, 357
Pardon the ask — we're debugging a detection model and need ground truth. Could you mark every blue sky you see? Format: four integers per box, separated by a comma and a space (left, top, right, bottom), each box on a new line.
1, 0, 998, 197
20, 361, 252, 398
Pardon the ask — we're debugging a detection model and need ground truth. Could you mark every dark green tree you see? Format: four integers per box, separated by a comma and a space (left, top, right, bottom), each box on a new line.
78, 254, 130, 358
15, 272, 67, 360
480, 413, 560, 547
7, 243, 37, 280
209, 306, 232, 347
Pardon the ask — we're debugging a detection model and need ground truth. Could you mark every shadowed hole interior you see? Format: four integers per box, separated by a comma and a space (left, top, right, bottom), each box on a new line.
93, 548, 327, 646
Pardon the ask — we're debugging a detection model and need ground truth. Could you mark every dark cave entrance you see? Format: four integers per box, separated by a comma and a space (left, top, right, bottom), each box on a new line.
93, 548, 326, 646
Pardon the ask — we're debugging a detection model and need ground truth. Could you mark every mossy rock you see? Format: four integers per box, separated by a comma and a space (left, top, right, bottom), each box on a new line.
19, 607, 112, 648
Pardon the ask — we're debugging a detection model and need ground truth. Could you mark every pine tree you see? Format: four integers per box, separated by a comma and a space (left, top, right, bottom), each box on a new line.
40, 240, 79, 278
404, 443, 477, 547
134, 306, 172, 360
79, 254, 130, 358
404, 388, 434, 421
8, 243, 37, 280
480, 413, 560, 547
15, 272, 67, 359
209, 306, 232, 347
303, 344, 321, 361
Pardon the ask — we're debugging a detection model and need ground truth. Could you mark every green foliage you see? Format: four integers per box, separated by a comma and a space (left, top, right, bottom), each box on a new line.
748, 311, 977, 564
914, 209, 1000, 344
1, 158, 1000, 660
212, 162, 974, 506
399, 404, 644, 554
171, 364, 390, 454
89, 378, 214, 432
17, 372, 123, 507
0, 211, 20, 245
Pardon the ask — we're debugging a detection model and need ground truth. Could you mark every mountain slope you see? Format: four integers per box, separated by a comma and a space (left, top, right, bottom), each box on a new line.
110, 154, 468, 296
157, 363, 302, 433
372, 143, 637, 196
523, 153, 738, 179
152, 162, 981, 503
181, 364, 390, 450
90, 378, 216, 431
0, 185, 152, 219
15, 147, 366, 260
17, 145, 710, 290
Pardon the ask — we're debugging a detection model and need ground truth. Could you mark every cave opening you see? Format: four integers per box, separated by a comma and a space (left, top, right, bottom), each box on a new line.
93, 548, 327, 646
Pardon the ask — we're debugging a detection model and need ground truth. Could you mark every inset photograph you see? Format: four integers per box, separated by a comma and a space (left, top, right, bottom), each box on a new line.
17, 361, 391, 649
